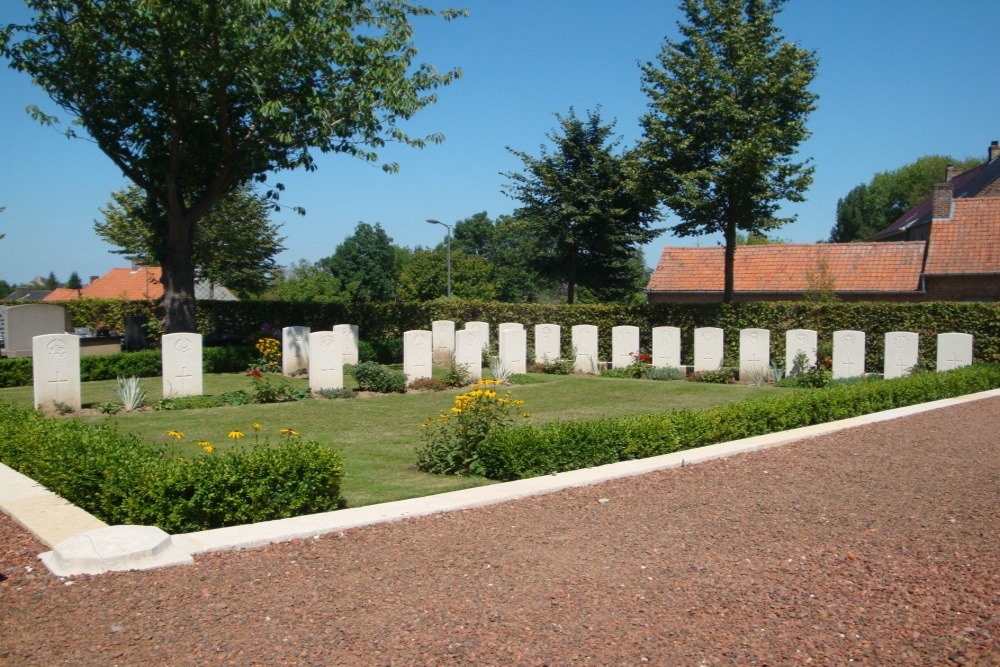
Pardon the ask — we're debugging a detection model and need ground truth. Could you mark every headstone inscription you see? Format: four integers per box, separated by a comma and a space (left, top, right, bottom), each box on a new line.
499, 327, 527, 375
611, 326, 640, 368
832, 330, 865, 380
282, 326, 310, 375
883, 331, 919, 379
936, 332, 973, 371
403, 330, 433, 383
309, 331, 344, 393
693, 327, 724, 372
161, 332, 203, 398
431, 320, 455, 366
534, 324, 561, 363
651, 326, 681, 370
5, 304, 71, 358
739, 328, 770, 380
454, 329, 483, 382
571, 325, 599, 374
331, 324, 359, 365
785, 329, 818, 375
32, 333, 81, 411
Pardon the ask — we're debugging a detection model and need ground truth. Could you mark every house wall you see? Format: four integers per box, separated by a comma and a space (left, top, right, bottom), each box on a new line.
923, 275, 1000, 301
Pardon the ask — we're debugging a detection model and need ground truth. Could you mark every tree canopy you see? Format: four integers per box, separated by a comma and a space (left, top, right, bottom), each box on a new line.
396, 247, 495, 301
829, 155, 981, 242
2, 1, 464, 331
94, 184, 285, 297
503, 108, 661, 304
639, 0, 817, 302
320, 222, 400, 302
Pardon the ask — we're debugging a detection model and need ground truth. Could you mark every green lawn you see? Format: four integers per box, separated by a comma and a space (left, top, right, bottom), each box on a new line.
0, 372, 792, 509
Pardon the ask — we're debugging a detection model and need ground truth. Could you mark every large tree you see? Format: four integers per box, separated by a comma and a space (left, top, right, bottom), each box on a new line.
639, 0, 817, 302
94, 184, 285, 297
396, 246, 495, 301
829, 155, 981, 242
2, 1, 463, 331
319, 222, 400, 302
452, 211, 553, 302
503, 108, 661, 304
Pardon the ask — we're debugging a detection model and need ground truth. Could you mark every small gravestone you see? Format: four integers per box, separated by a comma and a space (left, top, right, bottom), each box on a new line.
331, 324, 359, 365
32, 333, 81, 411
651, 326, 681, 369
464, 321, 490, 355
403, 330, 433, 383
785, 329, 818, 375
498, 323, 524, 364
936, 332, 973, 371
612, 326, 640, 368
739, 328, 770, 380
571, 325, 599, 374
309, 331, 343, 393
498, 322, 524, 336
6, 304, 71, 358
694, 327, 724, 372
431, 320, 455, 366
884, 331, 919, 379
282, 326, 310, 375
123, 315, 148, 352
534, 324, 561, 363
161, 332, 203, 398
454, 329, 483, 382
499, 327, 527, 375
832, 330, 865, 379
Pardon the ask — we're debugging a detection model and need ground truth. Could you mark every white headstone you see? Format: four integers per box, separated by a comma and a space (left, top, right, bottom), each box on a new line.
32, 333, 81, 411
611, 326, 640, 368
331, 324, 359, 365
6, 304, 71, 358
309, 331, 344, 393
498, 322, 524, 336
739, 328, 770, 380
571, 325, 599, 374
282, 326, 310, 375
431, 320, 455, 366
651, 326, 681, 369
499, 328, 527, 375
498, 323, 525, 364
694, 327, 724, 372
464, 321, 490, 354
534, 324, 561, 363
884, 331, 919, 379
832, 330, 865, 379
403, 330, 433, 383
454, 329, 483, 383
785, 329, 818, 375
936, 332, 973, 371
161, 332, 203, 398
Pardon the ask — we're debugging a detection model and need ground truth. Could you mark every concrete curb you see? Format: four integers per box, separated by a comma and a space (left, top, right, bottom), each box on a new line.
3, 388, 998, 576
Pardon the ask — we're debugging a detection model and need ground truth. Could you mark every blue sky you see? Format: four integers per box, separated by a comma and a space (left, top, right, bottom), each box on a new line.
2, 0, 999, 286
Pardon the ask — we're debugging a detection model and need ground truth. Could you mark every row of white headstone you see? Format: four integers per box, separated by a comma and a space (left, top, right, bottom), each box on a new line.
402, 321, 975, 385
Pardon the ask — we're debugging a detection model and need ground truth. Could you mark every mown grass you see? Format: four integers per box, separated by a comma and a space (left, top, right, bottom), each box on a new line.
0, 371, 791, 508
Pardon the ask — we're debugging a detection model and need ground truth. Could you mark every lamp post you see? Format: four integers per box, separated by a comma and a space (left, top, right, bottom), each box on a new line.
426, 219, 452, 298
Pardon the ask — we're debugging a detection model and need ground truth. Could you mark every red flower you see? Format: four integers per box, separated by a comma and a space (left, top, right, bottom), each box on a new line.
246, 370, 263, 377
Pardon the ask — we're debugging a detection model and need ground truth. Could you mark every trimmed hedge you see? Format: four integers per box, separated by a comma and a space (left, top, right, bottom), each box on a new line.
0, 401, 345, 532
0, 346, 256, 388
478, 364, 1000, 481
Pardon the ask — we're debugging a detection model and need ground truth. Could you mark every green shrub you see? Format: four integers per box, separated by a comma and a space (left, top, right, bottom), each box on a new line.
220, 390, 252, 405
203, 346, 257, 373
688, 367, 737, 384
0, 357, 32, 388
443, 361, 470, 388
0, 401, 346, 532
407, 377, 449, 392
317, 387, 358, 399
349, 361, 406, 393
359, 338, 404, 364
81, 349, 161, 381
249, 374, 306, 403
154, 395, 226, 411
477, 364, 1000, 481
646, 366, 685, 381
540, 358, 574, 375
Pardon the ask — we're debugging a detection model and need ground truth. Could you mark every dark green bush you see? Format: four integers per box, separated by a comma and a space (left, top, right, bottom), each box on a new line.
688, 367, 737, 384
645, 366, 685, 381
81, 349, 162, 381
0, 357, 32, 388
359, 338, 404, 365
0, 400, 344, 533
540, 358, 574, 375
478, 364, 1000, 481
349, 361, 406, 393
154, 395, 226, 411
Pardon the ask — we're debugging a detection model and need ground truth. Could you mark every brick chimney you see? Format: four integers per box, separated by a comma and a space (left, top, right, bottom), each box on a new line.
990, 140, 1000, 162
945, 164, 961, 181
931, 182, 954, 220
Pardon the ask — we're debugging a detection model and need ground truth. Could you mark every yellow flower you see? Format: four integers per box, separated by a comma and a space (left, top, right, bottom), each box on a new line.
279, 428, 300, 436
166, 430, 184, 439
196, 440, 211, 447
228, 430, 245, 439
451, 407, 463, 414
201, 444, 215, 453
252, 423, 263, 431
522, 412, 531, 418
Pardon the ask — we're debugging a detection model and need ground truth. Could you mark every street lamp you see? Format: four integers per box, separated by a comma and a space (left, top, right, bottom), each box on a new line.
426, 219, 452, 298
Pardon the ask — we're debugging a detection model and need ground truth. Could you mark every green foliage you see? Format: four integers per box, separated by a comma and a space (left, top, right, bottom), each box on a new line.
639, 0, 818, 301
646, 366, 685, 381
504, 108, 660, 304
220, 390, 252, 406
154, 395, 226, 411
249, 374, 306, 403
349, 361, 407, 393
317, 387, 358, 399
540, 358, 574, 375
688, 368, 737, 384
0, 402, 345, 532
0, 357, 32, 388
407, 377, 450, 392
267, 260, 346, 303
320, 222, 400, 302
359, 338, 404, 365
65, 271, 83, 290
396, 247, 496, 301
415, 380, 528, 475
444, 360, 471, 388
115, 376, 147, 411
478, 364, 1000, 481
830, 155, 982, 242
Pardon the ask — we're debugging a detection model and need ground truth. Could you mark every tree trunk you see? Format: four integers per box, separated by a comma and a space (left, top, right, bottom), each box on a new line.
159, 210, 198, 333
723, 221, 737, 304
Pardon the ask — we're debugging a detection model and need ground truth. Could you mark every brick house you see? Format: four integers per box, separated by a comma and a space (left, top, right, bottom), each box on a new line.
646, 141, 1000, 303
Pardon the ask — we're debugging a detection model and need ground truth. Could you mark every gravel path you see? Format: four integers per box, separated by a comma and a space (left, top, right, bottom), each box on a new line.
2, 396, 999, 665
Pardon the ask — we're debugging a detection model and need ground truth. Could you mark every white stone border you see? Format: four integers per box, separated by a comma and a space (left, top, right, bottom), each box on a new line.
3, 388, 998, 576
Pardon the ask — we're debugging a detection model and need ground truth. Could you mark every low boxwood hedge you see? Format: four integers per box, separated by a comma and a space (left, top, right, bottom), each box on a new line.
0, 401, 345, 533
479, 364, 1000, 481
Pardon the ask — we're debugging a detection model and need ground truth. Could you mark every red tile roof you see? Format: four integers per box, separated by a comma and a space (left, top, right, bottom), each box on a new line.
923, 198, 1000, 274
646, 242, 927, 293
42, 267, 163, 302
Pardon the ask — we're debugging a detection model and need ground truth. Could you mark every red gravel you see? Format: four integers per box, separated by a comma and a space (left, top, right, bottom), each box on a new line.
2, 396, 999, 665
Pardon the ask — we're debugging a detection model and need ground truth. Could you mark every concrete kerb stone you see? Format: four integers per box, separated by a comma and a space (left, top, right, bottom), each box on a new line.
4, 388, 999, 576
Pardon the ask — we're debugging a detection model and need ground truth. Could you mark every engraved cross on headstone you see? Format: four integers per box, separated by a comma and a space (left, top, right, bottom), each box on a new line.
177, 365, 193, 392
48, 370, 69, 398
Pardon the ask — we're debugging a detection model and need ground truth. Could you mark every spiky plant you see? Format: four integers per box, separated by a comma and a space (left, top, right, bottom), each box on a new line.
115, 376, 147, 412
